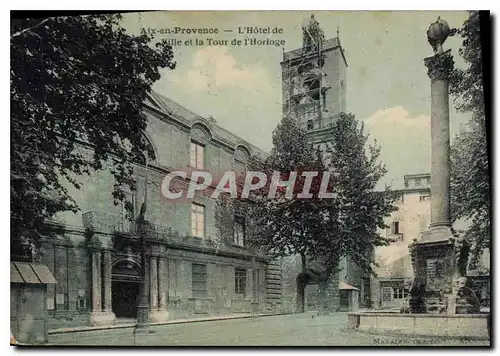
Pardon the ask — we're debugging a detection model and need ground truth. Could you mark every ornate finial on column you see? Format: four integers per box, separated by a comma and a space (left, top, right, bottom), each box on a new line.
424, 17, 454, 82
427, 16, 451, 54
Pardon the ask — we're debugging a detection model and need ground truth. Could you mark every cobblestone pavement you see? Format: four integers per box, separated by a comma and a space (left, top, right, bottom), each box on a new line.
48, 312, 490, 347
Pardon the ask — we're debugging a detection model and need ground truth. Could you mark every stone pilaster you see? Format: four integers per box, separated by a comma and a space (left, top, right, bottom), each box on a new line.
88, 241, 115, 326
90, 250, 102, 312
158, 257, 167, 311
102, 251, 113, 312
149, 255, 158, 311
149, 255, 169, 322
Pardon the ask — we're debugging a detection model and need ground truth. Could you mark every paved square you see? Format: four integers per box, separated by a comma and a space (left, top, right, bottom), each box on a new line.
48, 313, 490, 346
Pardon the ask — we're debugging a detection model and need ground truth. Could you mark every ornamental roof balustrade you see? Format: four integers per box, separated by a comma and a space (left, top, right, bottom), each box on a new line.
82, 211, 173, 241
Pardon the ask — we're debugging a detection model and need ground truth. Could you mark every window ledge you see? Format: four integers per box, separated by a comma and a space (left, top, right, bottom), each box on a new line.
231, 244, 248, 249
187, 297, 213, 301
233, 295, 252, 301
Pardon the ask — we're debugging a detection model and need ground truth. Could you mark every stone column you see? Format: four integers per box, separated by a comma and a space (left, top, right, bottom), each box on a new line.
102, 251, 113, 312
158, 257, 167, 311
411, 18, 460, 315
424, 50, 454, 230
149, 255, 169, 323
91, 250, 102, 312
149, 255, 158, 311
89, 237, 116, 326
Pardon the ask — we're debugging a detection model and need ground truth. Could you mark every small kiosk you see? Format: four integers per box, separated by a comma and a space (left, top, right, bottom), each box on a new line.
11, 261, 57, 345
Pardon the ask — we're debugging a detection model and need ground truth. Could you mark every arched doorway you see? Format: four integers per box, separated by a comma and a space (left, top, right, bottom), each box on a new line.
111, 260, 141, 319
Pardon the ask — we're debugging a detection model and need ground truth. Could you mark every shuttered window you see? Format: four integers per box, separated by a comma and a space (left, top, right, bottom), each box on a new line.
192, 263, 207, 298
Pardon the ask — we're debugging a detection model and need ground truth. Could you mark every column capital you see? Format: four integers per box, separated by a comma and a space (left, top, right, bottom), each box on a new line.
88, 234, 113, 251
424, 49, 454, 82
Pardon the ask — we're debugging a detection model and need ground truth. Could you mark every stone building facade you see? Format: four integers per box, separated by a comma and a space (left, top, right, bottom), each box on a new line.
371, 173, 490, 310
371, 174, 432, 310
34, 91, 283, 329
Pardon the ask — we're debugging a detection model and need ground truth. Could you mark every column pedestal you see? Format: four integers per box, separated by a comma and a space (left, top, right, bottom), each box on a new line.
89, 311, 117, 326
421, 225, 454, 243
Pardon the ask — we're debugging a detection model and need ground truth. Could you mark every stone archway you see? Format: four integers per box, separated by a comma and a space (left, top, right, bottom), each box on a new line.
111, 259, 141, 319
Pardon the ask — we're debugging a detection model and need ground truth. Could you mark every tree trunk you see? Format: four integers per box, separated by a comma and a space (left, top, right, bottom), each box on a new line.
296, 252, 307, 313
317, 260, 339, 316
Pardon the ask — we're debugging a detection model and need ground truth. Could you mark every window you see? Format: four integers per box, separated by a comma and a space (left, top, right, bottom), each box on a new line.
235, 268, 247, 295
415, 178, 422, 187
192, 263, 207, 298
420, 194, 430, 202
307, 120, 313, 130
190, 141, 204, 169
191, 203, 205, 238
391, 221, 400, 235
234, 160, 246, 182
234, 217, 245, 246
393, 288, 408, 299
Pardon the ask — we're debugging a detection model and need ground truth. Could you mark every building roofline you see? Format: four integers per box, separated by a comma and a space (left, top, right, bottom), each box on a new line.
145, 91, 268, 157
404, 173, 431, 179
393, 187, 431, 195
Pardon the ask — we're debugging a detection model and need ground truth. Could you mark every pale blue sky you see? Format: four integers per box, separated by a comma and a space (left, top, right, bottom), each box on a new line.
122, 11, 472, 189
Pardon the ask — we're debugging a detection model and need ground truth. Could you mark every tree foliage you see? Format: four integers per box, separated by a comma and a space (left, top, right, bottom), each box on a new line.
449, 11, 490, 265
321, 113, 397, 275
247, 115, 327, 260
214, 113, 396, 313
215, 113, 396, 275
11, 14, 176, 253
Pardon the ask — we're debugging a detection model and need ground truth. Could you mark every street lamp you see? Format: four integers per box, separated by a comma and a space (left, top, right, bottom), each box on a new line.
134, 157, 154, 334
134, 217, 152, 333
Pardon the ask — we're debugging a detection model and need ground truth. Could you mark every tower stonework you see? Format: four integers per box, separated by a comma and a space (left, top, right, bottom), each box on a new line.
281, 15, 348, 149
277, 15, 363, 314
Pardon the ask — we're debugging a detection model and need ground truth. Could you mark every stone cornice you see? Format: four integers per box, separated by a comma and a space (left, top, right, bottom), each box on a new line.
424, 49, 454, 82
143, 104, 191, 132
43, 221, 269, 262
394, 187, 431, 195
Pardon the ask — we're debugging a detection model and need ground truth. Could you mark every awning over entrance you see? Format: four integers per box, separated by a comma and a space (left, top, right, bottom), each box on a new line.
11, 262, 57, 284
339, 281, 359, 291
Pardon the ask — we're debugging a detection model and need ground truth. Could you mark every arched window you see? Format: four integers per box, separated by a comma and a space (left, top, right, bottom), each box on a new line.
234, 146, 251, 182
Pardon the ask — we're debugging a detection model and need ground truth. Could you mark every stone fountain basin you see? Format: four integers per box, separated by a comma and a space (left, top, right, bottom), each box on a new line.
348, 312, 489, 340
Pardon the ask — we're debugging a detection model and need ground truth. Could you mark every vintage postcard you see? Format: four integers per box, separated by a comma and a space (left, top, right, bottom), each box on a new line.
10, 10, 490, 347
